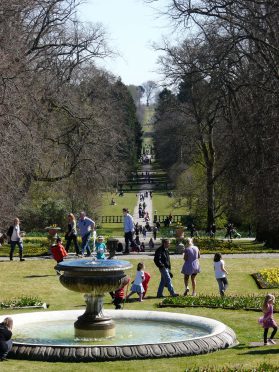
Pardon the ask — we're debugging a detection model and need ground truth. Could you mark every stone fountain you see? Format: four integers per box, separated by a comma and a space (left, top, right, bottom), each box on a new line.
55, 259, 132, 339
5, 258, 238, 362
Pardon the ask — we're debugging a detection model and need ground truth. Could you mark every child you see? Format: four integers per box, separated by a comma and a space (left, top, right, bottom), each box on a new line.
259, 294, 278, 345
126, 262, 145, 302
214, 253, 228, 296
112, 276, 130, 309
95, 236, 106, 259
51, 237, 68, 263
142, 271, 151, 298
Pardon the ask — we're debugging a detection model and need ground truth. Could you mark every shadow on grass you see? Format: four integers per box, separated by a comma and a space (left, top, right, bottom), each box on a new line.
241, 348, 279, 355
24, 275, 56, 278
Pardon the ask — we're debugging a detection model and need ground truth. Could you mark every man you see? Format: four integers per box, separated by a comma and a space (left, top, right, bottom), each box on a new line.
78, 211, 95, 256
154, 238, 178, 298
122, 208, 135, 254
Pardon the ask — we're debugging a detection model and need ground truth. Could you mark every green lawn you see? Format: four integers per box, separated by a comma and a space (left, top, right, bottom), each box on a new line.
98, 192, 137, 217
95, 192, 137, 234
152, 191, 187, 216
1, 256, 279, 370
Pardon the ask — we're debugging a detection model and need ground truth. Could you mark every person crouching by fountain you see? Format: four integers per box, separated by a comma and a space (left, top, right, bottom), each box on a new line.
95, 236, 106, 259
154, 238, 179, 298
0, 317, 13, 361
112, 276, 131, 309
126, 262, 145, 302
51, 237, 68, 263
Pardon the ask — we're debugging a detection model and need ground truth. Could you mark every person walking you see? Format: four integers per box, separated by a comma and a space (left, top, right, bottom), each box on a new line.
77, 211, 95, 257
213, 253, 228, 296
181, 238, 200, 296
7, 218, 25, 261
65, 213, 80, 256
154, 238, 178, 298
122, 208, 135, 254
126, 262, 145, 302
259, 294, 278, 345
153, 225, 157, 240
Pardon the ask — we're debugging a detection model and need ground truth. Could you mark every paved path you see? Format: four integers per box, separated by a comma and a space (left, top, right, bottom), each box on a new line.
1, 252, 279, 262
131, 162, 155, 245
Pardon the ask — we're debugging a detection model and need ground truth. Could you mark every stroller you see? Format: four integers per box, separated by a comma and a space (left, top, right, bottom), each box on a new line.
232, 229, 241, 238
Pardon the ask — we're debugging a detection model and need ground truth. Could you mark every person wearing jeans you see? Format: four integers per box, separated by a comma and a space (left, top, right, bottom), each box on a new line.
65, 213, 80, 256
77, 212, 95, 256
8, 218, 25, 261
123, 208, 135, 254
154, 238, 178, 298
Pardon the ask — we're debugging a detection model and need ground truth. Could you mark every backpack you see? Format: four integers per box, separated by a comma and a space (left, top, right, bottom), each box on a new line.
7, 225, 13, 238
6, 225, 13, 243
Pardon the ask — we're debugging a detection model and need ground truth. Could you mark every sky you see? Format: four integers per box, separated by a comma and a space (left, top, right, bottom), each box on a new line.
77, 0, 174, 86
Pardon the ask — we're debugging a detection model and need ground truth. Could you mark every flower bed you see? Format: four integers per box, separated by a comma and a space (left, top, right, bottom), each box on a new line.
158, 294, 278, 312
252, 268, 279, 289
0, 296, 47, 309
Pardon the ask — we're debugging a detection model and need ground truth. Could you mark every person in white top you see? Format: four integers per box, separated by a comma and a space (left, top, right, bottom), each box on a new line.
126, 262, 145, 302
213, 253, 228, 296
7, 218, 25, 261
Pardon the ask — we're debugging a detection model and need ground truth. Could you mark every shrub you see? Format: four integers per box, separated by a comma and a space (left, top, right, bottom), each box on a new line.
159, 294, 278, 311
0, 296, 44, 308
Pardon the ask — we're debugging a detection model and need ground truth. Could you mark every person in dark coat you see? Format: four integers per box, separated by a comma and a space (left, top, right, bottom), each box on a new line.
0, 317, 13, 361
154, 239, 178, 298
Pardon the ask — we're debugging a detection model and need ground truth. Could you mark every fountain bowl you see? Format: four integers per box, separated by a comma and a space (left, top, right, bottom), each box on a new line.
55, 259, 132, 338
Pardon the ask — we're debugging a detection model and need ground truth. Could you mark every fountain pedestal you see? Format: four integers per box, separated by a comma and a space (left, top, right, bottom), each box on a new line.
56, 259, 132, 339
74, 294, 115, 338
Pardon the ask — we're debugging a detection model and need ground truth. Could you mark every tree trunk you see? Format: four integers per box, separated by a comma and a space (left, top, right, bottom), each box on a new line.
207, 163, 215, 229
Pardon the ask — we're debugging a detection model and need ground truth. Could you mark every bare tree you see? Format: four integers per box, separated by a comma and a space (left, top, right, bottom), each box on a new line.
142, 80, 157, 106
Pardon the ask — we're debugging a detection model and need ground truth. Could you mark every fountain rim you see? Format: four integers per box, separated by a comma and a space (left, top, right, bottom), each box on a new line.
56, 259, 133, 272
6, 310, 237, 361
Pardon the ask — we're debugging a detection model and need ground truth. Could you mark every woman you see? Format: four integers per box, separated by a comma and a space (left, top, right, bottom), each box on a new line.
65, 213, 80, 256
8, 218, 25, 261
0, 317, 13, 361
181, 238, 200, 296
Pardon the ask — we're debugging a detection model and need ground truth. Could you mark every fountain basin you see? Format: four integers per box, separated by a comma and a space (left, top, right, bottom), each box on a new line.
7, 310, 237, 362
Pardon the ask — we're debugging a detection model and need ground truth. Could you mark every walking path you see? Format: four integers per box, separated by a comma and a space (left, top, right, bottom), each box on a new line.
1, 252, 279, 262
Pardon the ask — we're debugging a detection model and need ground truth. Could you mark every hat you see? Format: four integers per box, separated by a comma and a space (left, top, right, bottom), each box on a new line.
97, 235, 104, 240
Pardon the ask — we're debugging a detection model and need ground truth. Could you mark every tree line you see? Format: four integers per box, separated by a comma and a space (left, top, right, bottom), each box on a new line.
150, 0, 279, 247
0, 0, 141, 230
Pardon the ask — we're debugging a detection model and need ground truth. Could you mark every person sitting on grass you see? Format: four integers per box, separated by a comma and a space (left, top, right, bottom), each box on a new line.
51, 237, 68, 263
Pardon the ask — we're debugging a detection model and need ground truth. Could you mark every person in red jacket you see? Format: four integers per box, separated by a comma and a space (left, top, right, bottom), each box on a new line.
112, 276, 130, 309
51, 237, 68, 263
142, 272, 151, 298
